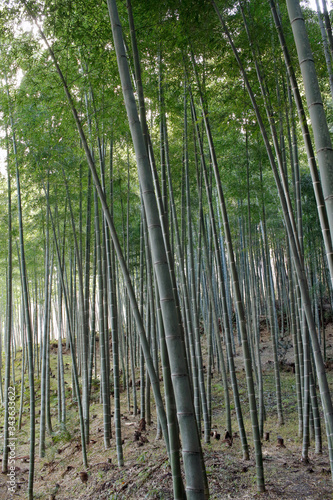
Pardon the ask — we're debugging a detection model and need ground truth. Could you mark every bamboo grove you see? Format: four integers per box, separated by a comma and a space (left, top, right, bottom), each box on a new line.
0, 0, 333, 498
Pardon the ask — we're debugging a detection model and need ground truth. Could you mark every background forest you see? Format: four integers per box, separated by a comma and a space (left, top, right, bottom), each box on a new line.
1, 0, 333, 498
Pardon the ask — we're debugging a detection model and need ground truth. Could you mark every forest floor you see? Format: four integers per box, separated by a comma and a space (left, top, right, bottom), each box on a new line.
1, 323, 333, 499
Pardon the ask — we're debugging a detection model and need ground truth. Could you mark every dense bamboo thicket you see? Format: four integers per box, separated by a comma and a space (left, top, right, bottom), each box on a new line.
0, 1, 333, 498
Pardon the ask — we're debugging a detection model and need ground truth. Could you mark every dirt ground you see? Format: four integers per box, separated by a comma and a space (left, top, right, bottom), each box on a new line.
1, 324, 333, 499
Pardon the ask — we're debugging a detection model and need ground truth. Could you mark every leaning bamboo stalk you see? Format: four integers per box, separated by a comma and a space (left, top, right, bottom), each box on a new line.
107, 1, 207, 497
269, 0, 333, 283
